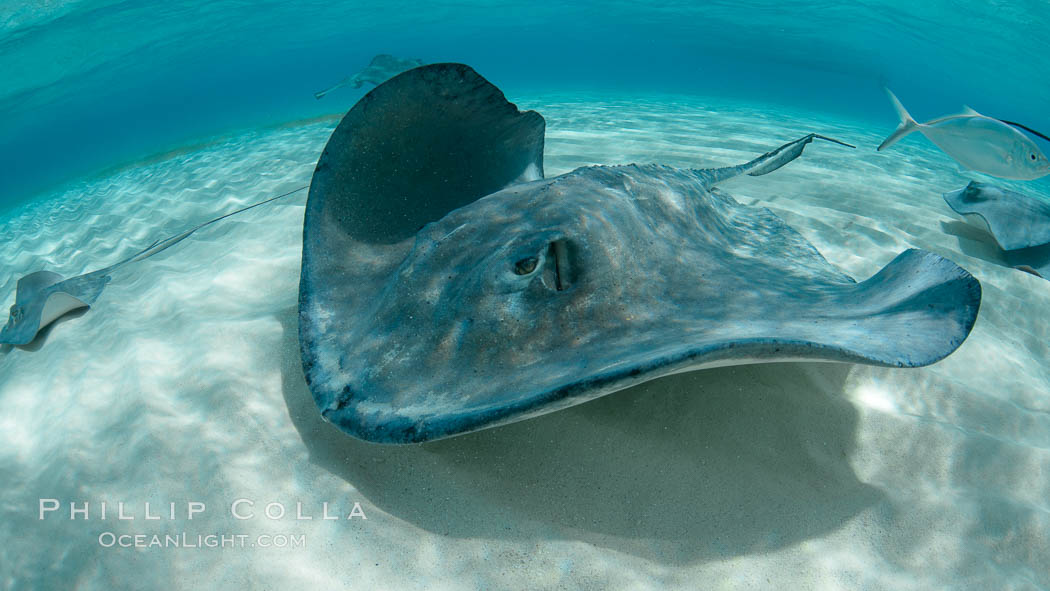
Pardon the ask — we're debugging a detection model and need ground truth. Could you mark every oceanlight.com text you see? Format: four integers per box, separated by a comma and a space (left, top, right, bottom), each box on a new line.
97, 532, 306, 549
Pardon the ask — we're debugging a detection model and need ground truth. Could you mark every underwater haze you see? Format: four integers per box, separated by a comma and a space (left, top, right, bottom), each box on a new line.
3, 2, 1050, 590
3, 0, 1050, 207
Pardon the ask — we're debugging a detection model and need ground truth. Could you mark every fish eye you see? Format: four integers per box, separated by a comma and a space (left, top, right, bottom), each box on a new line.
1032, 154, 1037, 161
513, 256, 538, 275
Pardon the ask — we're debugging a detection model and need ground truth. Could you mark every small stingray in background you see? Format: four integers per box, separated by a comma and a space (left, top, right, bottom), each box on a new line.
0, 186, 306, 347
877, 88, 1050, 180
298, 63, 982, 444
944, 181, 1050, 278
314, 54, 425, 99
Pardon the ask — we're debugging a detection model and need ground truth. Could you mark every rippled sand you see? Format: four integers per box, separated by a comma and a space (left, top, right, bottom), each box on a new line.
1, 94, 1048, 590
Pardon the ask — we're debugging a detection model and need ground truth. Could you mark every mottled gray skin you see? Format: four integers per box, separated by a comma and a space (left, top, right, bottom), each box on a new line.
314, 54, 426, 99
0, 269, 110, 346
944, 181, 1050, 250
944, 181, 1050, 278
299, 64, 981, 444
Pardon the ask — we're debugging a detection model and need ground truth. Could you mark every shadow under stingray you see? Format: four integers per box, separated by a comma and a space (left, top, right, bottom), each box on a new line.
940, 220, 1009, 267
276, 306, 882, 564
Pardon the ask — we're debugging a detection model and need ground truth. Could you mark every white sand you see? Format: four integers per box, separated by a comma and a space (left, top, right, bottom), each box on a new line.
1, 94, 1049, 590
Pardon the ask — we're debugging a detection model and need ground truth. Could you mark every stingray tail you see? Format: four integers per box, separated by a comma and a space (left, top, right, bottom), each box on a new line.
696, 134, 855, 187
877, 88, 919, 151
99, 185, 308, 274
314, 85, 337, 100
315, 75, 355, 99
314, 79, 343, 100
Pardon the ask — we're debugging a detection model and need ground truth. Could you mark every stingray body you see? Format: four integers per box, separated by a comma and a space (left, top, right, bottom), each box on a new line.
1, 187, 305, 346
2, 264, 120, 346
299, 63, 981, 444
314, 54, 426, 99
944, 181, 1050, 278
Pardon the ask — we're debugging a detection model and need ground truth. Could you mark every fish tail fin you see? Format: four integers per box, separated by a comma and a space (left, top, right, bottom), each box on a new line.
877, 88, 919, 151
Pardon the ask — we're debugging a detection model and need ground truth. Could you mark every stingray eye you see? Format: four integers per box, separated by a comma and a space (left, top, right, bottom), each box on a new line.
513, 256, 538, 275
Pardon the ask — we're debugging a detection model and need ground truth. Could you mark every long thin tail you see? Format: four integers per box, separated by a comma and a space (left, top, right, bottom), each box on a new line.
877, 88, 920, 151
315, 75, 354, 99
100, 185, 308, 273
695, 134, 855, 188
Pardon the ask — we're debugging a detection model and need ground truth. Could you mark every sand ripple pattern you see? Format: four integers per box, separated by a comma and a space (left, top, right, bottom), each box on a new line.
1, 97, 1049, 590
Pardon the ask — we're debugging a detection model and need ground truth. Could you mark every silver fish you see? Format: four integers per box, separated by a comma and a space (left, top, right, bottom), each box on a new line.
877, 88, 1050, 181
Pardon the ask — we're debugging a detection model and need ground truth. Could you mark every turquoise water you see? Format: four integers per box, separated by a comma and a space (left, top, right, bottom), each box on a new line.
8, 95, 1050, 589
3, 1, 1050, 207
4, 3, 1050, 590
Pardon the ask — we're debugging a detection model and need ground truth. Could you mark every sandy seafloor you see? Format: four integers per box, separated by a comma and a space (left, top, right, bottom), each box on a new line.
1, 92, 1049, 590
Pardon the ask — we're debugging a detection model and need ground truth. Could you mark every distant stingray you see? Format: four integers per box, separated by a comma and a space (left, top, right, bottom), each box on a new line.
299, 64, 981, 444
944, 181, 1050, 278
314, 54, 425, 99
1, 186, 306, 347
878, 88, 1050, 180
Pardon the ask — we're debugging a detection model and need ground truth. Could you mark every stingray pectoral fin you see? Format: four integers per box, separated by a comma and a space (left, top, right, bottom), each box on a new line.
943, 181, 1050, 251
1, 271, 69, 345
304, 63, 546, 245
0, 289, 90, 346
14, 270, 65, 301
828, 249, 981, 367
37, 292, 91, 332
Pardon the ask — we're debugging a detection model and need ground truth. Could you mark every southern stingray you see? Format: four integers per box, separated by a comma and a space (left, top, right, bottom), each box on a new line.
299, 63, 982, 444
314, 54, 426, 99
0, 187, 305, 347
944, 180, 1050, 278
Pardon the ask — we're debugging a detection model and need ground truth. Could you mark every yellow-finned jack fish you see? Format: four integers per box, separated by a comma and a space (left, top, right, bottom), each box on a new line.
878, 88, 1050, 180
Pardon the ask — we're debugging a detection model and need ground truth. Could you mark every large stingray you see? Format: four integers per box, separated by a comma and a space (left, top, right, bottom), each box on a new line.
299, 63, 982, 444
944, 180, 1050, 278
314, 54, 426, 99
1, 187, 305, 346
